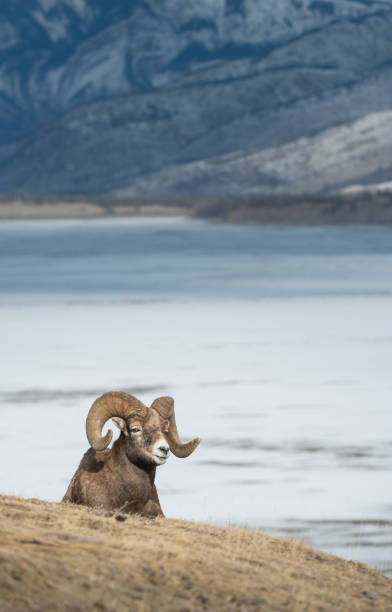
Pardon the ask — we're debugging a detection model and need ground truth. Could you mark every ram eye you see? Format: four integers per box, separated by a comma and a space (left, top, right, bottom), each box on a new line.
130, 426, 142, 434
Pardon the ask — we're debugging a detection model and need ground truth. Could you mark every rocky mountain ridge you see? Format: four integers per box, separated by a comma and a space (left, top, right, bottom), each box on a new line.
1, 0, 392, 194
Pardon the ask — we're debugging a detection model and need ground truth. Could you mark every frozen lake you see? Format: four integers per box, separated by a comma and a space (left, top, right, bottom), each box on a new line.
0, 217, 391, 574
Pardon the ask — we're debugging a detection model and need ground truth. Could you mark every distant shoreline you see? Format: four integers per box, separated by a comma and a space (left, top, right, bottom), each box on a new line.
1, 192, 392, 224
0, 199, 189, 220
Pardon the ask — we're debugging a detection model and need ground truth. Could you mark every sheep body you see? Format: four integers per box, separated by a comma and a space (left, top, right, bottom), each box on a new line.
63, 436, 163, 516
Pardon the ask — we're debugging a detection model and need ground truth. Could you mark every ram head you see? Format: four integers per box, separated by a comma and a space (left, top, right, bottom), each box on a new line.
85, 391, 200, 464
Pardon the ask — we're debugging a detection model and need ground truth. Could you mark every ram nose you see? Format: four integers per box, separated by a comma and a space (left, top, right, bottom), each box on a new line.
158, 444, 170, 457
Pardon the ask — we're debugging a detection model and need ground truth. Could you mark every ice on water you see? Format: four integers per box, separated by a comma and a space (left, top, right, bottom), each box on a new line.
0, 218, 391, 574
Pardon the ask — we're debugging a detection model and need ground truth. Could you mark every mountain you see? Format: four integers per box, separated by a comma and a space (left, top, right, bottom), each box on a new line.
1, 0, 392, 195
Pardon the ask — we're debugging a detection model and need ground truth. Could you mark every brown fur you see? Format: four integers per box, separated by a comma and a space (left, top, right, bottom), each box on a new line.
63, 411, 168, 517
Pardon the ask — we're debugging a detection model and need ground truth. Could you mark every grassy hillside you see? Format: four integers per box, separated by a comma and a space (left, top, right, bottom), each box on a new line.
0, 495, 391, 611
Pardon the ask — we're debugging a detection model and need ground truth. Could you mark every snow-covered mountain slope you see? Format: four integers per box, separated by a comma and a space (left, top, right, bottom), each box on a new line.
1, 0, 392, 194
115, 110, 392, 195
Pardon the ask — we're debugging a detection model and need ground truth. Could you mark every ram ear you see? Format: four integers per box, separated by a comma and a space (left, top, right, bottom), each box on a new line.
112, 417, 129, 437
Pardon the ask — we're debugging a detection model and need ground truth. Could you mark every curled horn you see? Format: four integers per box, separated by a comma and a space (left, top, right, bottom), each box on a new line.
151, 396, 200, 458
86, 392, 148, 451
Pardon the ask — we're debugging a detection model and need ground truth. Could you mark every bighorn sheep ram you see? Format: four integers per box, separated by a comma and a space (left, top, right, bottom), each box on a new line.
63, 392, 200, 517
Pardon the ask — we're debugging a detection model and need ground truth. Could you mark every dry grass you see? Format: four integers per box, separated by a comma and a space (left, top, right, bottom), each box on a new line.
0, 495, 390, 611
0, 200, 187, 219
